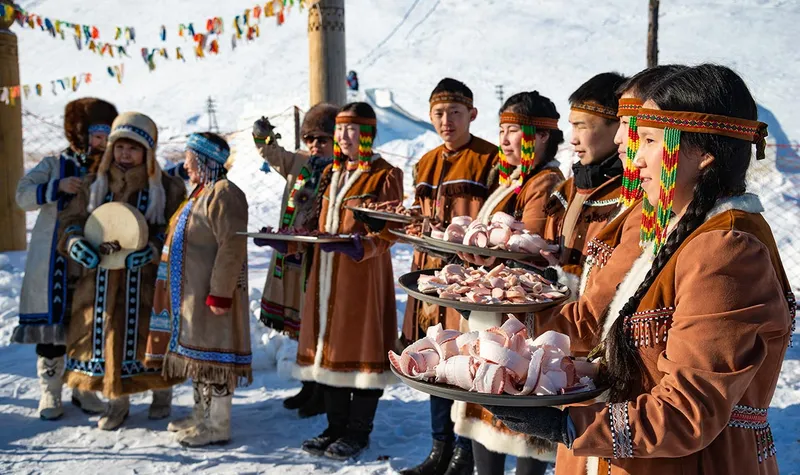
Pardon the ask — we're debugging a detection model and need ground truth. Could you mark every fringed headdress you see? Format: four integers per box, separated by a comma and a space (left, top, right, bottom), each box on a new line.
333, 115, 376, 173
186, 133, 230, 185
636, 108, 768, 254
498, 112, 559, 192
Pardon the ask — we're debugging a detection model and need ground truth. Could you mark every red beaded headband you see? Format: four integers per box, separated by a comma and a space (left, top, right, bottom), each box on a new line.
570, 101, 618, 120
499, 112, 560, 130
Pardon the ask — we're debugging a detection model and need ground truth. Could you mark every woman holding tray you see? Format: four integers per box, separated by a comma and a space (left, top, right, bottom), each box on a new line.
289, 102, 404, 460
482, 64, 793, 475
453, 91, 564, 475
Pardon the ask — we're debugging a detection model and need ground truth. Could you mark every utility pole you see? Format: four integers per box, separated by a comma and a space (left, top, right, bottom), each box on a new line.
308, 0, 346, 106
495, 85, 504, 105
206, 96, 219, 133
0, 0, 26, 251
647, 0, 660, 67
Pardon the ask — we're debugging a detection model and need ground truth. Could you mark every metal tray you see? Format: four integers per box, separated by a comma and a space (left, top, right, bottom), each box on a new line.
420, 234, 548, 261
388, 228, 437, 248
398, 269, 569, 314
391, 366, 606, 407
239, 232, 354, 244
346, 206, 422, 224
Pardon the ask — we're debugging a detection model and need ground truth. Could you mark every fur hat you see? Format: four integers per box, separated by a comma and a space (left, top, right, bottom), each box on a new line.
88, 112, 167, 225
64, 98, 118, 153
300, 102, 338, 138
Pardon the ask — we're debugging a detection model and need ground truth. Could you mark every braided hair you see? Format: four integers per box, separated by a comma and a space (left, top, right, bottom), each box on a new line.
606, 64, 759, 402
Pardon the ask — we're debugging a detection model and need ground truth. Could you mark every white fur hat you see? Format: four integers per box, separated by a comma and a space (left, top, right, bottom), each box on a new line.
88, 112, 166, 224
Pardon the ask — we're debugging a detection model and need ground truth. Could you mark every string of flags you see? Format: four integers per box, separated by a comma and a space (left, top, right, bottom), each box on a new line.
2, 4, 136, 43
0, 64, 125, 106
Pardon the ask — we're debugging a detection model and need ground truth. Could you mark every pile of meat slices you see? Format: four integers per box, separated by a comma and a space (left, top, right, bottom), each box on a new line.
429, 212, 552, 254
261, 226, 351, 239
390, 318, 597, 395
364, 200, 421, 217
417, 263, 566, 304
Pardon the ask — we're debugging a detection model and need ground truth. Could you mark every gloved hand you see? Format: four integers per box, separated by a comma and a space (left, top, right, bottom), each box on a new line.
252, 116, 280, 143
68, 238, 100, 269
482, 405, 574, 447
126, 245, 154, 271
319, 234, 364, 261
351, 209, 386, 232
253, 227, 289, 254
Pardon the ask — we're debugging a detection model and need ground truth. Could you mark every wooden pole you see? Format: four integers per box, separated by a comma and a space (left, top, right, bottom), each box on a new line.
647, 0, 660, 68
308, 0, 346, 106
294, 106, 301, 150
0, 6, 26, 252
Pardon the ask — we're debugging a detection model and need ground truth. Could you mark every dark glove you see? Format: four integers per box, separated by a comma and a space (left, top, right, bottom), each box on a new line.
351, 209, 386, 232
482, 405, 574, 447
320, 234, 364, 261
68, 238, 100, 269
253, 227, 289, 254
126, 245, 154, 271
252, 116, 278, 142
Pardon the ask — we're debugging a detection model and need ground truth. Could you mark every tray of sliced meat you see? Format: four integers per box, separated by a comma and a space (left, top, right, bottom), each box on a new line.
388, 228, 436, 248
423, 212, 558, 260
346, 201, 423, 224
398, 265, 569, 314
240, 232, 355, 244
390, 319, 606, 407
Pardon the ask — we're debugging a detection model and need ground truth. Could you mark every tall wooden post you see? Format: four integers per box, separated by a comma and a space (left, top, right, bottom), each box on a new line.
647, 0, 660, 68
308, 0, 346, 106
0, 5, 26, 252
293, 106, 301, 150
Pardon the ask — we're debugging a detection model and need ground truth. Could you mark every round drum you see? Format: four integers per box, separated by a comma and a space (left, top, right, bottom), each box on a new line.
84, 202, 149, 270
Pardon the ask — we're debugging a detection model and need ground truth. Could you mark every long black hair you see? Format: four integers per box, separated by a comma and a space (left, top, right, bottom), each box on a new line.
606, 64, 759, 401
500, 91, 564, 164
616, 64, 689, 99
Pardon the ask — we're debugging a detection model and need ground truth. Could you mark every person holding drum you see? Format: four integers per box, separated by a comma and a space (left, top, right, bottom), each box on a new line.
275, 102, 402, 460
12, 97, 117, 420
57, 112, 187, 430
146, 132, 251, 447
453, 91, 565, 475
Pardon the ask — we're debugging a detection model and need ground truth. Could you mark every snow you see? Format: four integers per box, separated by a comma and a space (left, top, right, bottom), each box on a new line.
2, 0, 800, 473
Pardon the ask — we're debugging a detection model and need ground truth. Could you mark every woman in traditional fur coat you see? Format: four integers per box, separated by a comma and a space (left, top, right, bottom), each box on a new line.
145, 132, 250, 447
252, 103, 339, 416
485, 64, 794, 475
58, 112, 186, 430
453, 91, 564, 475
279, 102, 402, 460
13, 98, 117, 420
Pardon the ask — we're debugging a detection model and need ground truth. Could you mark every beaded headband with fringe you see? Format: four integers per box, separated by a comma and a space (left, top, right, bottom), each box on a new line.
617, 98, 645, 208
333, 115, 376, 172
498, 112, 560, 191
186, 133, 230, 165
636, 108, 769, 254
570, 101, 618, 121
429, 92, 474, 110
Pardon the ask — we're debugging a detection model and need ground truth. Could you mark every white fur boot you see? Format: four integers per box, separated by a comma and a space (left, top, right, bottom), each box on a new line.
168, 382, 206, 432
98, 395, 130, 430
37, 356, 64, 420
176, 385, 232, 446
71, 388, 106, 414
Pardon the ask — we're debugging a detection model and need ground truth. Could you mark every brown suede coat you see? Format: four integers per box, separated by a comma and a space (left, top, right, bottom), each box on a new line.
58, 165, 186, 398
541, 196, 793, 475
544, 175, 623, 287
402, 136, 498, 341
294, 156, 403, 389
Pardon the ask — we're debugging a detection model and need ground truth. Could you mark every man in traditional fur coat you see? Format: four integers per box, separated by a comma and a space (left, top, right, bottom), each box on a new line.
12, 98, 117, 420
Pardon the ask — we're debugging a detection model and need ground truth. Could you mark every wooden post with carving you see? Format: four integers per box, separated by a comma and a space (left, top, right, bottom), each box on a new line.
308, 0, 346, 106
0, 4, 26, 252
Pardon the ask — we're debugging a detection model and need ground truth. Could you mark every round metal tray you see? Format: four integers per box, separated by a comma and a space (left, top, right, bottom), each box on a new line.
420, 234, 545, 261
346, 206, 422, 224
388, 228, 437, 248
398, 269, 569, 314
391, 366, 606, 407
240, 232, 354, 244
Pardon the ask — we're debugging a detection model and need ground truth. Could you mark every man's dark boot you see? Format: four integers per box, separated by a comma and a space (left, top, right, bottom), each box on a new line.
443, 445, 474, 475
283, 381, 315, 410
297, 381, 326, 418
399, 439, 454, 475
301, 385, 350, 455
325, 388, 381, 460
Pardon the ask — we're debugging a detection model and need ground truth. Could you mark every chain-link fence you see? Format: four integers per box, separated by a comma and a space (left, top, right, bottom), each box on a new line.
20, 107, 800, 293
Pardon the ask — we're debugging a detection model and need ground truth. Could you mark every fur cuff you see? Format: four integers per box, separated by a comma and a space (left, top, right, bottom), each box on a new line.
552, 265, 581, 302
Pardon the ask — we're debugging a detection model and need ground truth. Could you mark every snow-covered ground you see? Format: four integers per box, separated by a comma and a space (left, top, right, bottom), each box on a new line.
2, 0, 800, 473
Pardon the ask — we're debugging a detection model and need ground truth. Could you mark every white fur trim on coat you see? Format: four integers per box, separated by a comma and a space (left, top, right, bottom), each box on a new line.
291, 361, 397, 390
552, 265, 581, 303
451, 401, 557, 461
